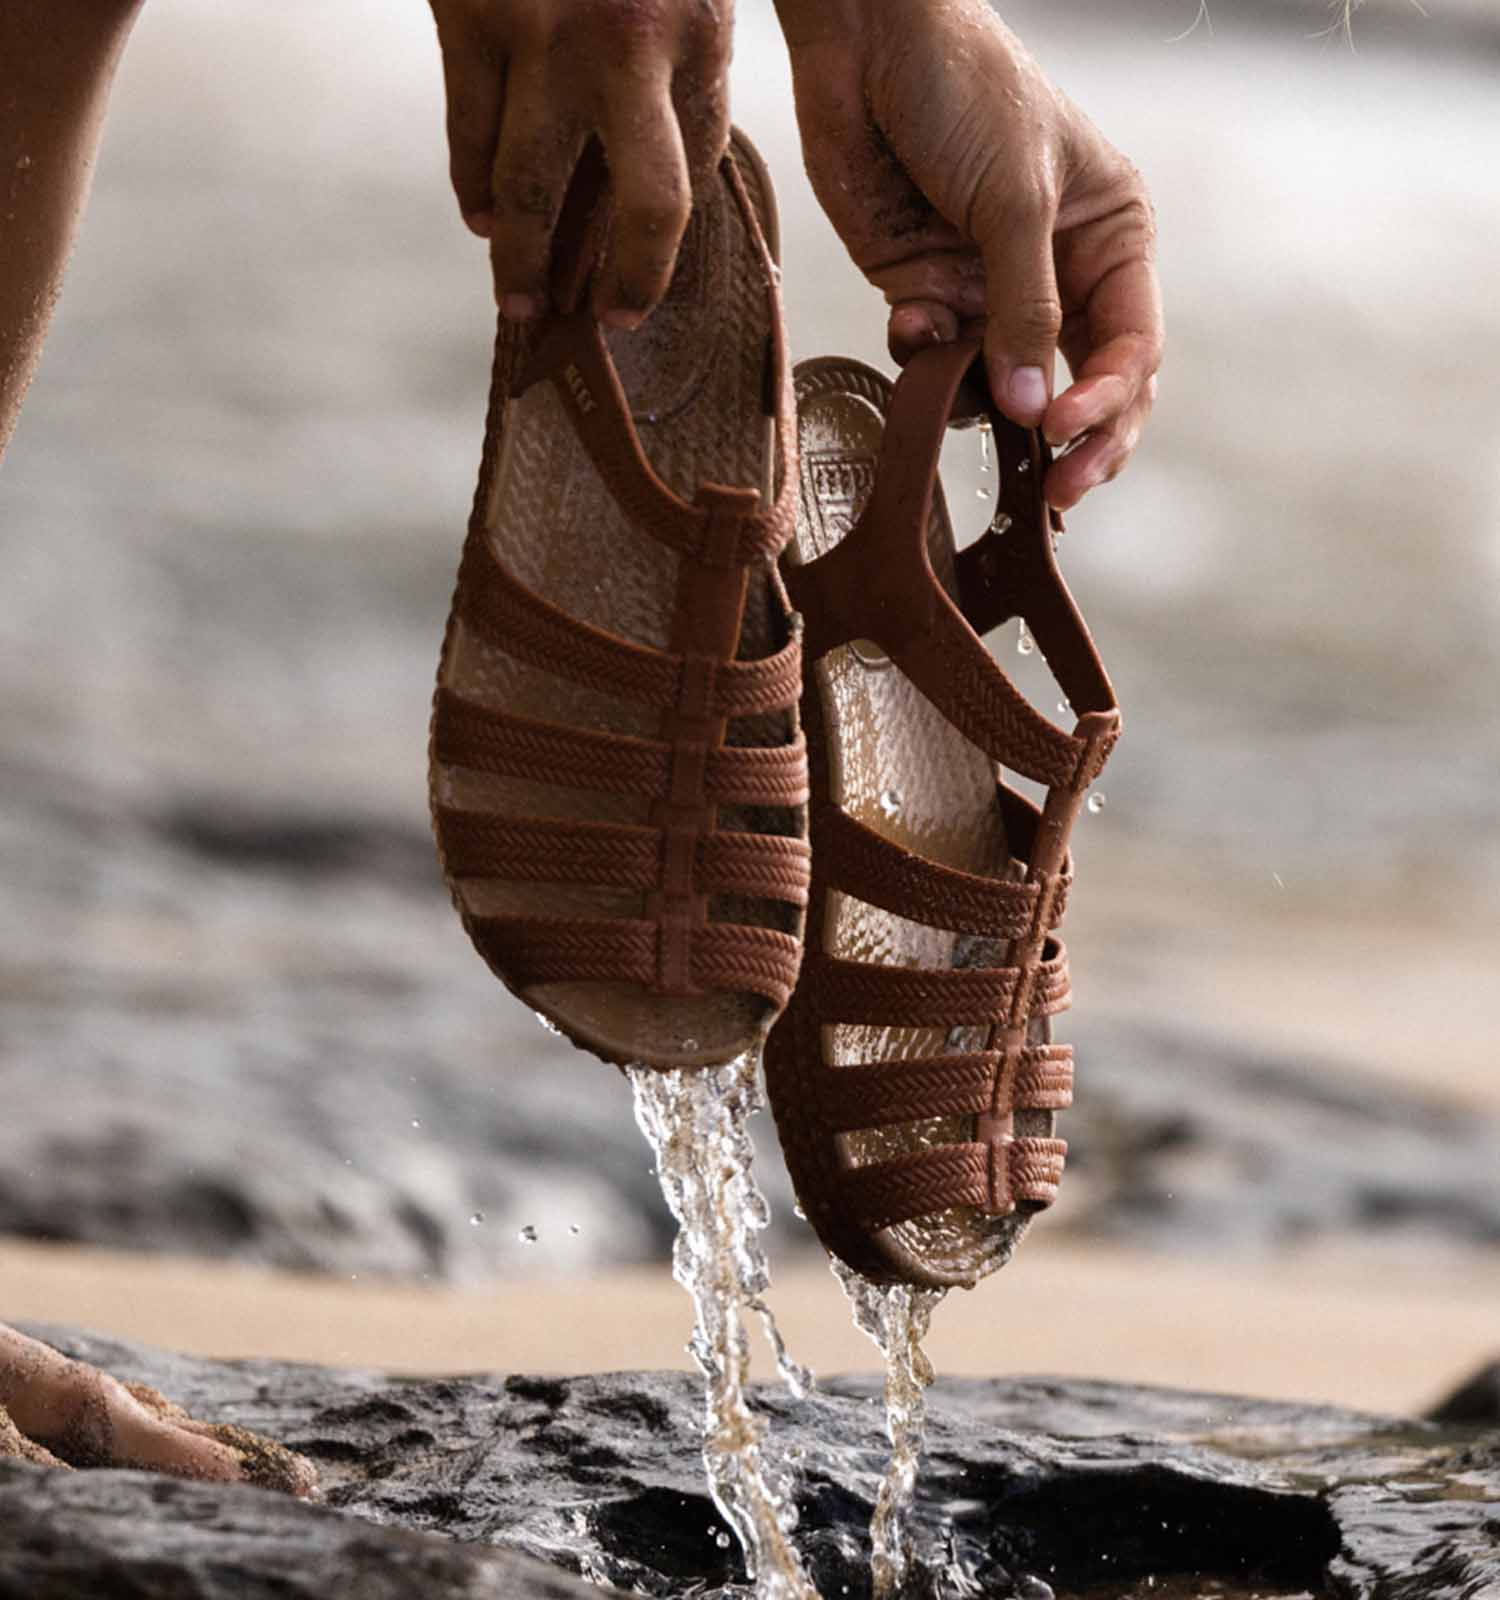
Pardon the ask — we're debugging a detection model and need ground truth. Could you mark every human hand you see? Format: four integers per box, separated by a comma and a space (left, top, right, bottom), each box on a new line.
426, 0, 733, 327
775, 0, 1162, 510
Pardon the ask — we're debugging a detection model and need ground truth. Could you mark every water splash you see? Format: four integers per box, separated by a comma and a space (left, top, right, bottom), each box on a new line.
629, 1053, 817, 1599
832, 1262, 946, 1598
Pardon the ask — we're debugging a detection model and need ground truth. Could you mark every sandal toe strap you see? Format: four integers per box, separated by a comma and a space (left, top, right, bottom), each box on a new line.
836, 1135, 1070, 1232
821, 1044, 1073, 1133
468, 915, 801, 1008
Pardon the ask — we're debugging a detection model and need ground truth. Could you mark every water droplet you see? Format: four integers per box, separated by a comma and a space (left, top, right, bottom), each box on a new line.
1016, 1578, 1055, 1600
517, 1224, 538, 1244
409, 1119, 422, 1130
1057, 700, 1072, 717
469, 1211, 485, 1227
978, 428, 991, 473
1017, 619, 1035, 656
568, 1223, 581, 1236
975, 484, 991, 500
533, 1011, 562, 1036
879, 789, 903, 818
1017, 457, 1031, 474
1087, 792, 1107, 815
714, 1531, 732, 1550
681, 1037, 700, 1052
1271, 872, 1286, 891
989, 512, 1013, 536
792, 1202, 806, 1220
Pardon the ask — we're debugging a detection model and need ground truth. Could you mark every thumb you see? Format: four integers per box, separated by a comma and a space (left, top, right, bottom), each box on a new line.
976, 194, 1062, 428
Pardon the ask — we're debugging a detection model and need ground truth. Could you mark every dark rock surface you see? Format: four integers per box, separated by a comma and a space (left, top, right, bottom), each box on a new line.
5, 1324, 1498, 1600
1428, 1362, 1500, 1427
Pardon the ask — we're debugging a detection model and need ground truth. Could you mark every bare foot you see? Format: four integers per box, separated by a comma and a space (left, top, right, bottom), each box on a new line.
0, 1324, 317, 1496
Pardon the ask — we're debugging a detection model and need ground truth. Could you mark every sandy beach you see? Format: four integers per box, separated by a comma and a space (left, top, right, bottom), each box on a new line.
8, 1233, 1497, 1419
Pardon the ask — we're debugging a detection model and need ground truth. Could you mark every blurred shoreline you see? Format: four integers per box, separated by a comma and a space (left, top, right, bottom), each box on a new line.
6, 1234, 1496, 1415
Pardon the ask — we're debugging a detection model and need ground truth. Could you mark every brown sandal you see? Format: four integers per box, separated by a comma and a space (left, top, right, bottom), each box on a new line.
764, 342, 1120, 1287
429, 131, 809, 1070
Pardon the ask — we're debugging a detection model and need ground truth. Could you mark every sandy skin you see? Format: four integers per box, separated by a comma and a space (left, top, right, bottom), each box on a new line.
0, 1324, 317, 1496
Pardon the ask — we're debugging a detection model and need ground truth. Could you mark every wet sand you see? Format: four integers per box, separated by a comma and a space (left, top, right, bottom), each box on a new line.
6, 1235, 1495, 1418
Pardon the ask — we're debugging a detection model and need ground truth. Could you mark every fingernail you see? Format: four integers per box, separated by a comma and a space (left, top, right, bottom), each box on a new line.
1006, 366, 1049, 420
500, 293, 538, 322
463, 211, 493, 239
602, 308, 645, 332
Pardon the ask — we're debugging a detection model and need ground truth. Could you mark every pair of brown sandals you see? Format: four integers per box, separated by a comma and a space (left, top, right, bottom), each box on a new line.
429, 132, 1119, 1291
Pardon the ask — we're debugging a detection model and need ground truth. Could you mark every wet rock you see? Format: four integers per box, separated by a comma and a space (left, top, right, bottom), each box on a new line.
0, 1460, 611, 1600
1061, 1018, 1500, 1256
1427, 1360, 1500, 1426
6, 1324, 1497, 1600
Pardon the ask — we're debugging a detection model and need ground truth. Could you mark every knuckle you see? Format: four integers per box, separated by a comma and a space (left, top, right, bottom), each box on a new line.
573, 0, 671, 55
492, 169, 559, 224
1012, 293, 1063, 342
619, 188, 688, 242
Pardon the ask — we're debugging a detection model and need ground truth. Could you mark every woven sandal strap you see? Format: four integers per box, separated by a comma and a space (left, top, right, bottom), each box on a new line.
432, 690, 809, 809
818, 804, 1041, 939
453, 532, 802, 719
821, 1045, 1073, 1133
690, 922, 803, 1009
436, 807, 810, 905
804, 942, 1069, 1030
838, 1136, 1069, 1231
438, 809, 659, 888
840, 1145, 987, 1232
468, 914, 800, 1007
806, 954, 1019, 1027
700, 830, 811, 905
1007, 1137, 1069, 1209
1033, 942, 1072, 1018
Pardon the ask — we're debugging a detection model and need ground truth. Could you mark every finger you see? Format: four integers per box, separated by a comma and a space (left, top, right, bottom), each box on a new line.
888, 299, 960, 364
670, 7, 732, 196
488, 63, 587, 319
596, 68, 692, 327
1047, 252, 1163, 445
1045, 364, 1131, 448
974, 180, 1063, 428
1043, 401, 1147, 511
434, 16, 504, 237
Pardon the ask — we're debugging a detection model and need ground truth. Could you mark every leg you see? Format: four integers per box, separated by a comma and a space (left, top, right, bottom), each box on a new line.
0, 0, 144, 460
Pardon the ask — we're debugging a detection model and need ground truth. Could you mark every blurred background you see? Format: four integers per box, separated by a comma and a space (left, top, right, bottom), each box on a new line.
1, 0, 1496, 1412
